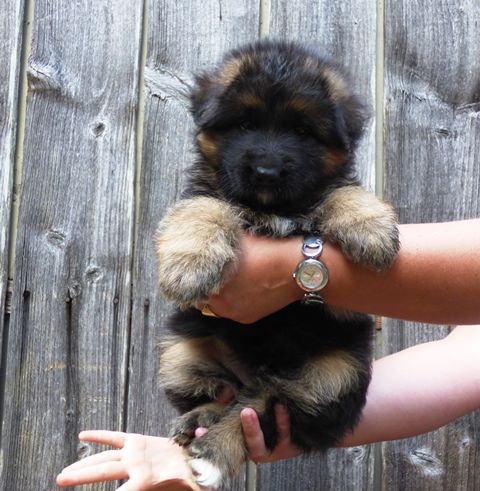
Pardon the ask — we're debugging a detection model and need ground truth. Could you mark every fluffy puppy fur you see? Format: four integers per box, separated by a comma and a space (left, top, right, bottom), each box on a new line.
155, 40, 399, 489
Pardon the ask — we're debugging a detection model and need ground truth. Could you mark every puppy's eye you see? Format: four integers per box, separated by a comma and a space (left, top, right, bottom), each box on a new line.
295, 125, 310, 136
239, 120, 253, 131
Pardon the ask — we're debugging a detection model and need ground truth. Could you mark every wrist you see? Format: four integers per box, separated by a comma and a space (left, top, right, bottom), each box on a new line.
293, 235, 330, 304
272, 236, 305, 303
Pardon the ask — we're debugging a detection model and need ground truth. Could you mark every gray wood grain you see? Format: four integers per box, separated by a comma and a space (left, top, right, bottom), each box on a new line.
126, 1, 259, 489
0, 1, 24, 412
0, 1, 142, 489
256, 2, 378, 489
382, 0, 480, 489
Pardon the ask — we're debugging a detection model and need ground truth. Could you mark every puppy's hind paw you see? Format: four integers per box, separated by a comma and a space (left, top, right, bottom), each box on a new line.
190, 458, 224, 490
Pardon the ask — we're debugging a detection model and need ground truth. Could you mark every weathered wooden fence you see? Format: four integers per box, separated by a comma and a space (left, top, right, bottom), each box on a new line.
1, 1, 479, 490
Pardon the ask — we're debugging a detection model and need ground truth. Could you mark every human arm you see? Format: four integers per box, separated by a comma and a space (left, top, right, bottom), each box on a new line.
208, 220, 480, 325
56, 431, 202, 491
240, 325, 480, 460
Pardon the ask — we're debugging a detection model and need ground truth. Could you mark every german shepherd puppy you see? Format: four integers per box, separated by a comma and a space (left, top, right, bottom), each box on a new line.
155, 40, 399, 488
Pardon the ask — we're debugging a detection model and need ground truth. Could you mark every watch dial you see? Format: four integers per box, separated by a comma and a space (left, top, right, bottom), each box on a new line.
301, 262, 327, 290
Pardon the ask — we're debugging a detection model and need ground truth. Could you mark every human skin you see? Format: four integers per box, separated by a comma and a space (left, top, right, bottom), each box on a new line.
207, 220, 480, 325
56, 431, 201, 491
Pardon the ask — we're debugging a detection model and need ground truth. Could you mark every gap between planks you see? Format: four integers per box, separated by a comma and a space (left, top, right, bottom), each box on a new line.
122, 0, 150, 435
7, 0, 34, 285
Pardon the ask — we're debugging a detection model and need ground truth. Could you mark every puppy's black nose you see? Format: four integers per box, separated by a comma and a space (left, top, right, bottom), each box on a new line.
253, 165, 281, 185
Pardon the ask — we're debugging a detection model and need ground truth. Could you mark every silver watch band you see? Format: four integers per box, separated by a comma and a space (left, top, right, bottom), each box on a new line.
294, 234, 329, 305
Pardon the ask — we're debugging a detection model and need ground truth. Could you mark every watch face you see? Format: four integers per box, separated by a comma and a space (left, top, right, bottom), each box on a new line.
296, 259, 329, 291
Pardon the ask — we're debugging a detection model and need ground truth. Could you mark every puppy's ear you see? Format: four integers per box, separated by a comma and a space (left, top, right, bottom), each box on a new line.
333, 96, 369, 152
337, 95, 369, 151
190, 74, 225, 128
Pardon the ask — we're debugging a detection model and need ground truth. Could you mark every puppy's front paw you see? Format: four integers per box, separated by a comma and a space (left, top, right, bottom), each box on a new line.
333, 214, 399, 271
319, 186, 399, 271
155, 197, 242, 307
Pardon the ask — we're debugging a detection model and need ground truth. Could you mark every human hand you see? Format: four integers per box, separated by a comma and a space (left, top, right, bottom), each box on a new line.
206, 233, 303, 324
240, 405, 303, 463
194, 404, 302, 464
56, 431, 201, 491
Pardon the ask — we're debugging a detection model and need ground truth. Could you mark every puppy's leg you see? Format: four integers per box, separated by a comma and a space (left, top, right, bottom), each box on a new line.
155, 196, 242, 307
317, 186, 399, 271
159, 336, 237, 415
187, 396, 269, 489
268, 349, 371, 449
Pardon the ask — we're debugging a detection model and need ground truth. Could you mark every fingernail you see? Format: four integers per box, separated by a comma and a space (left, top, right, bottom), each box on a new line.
241, 408, 255, 424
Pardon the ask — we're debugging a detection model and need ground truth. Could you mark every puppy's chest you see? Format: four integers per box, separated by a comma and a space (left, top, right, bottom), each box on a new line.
242, 210, 319, 237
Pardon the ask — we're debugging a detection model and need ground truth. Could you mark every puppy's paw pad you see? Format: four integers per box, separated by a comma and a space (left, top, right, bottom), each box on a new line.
190, 458, 223, 489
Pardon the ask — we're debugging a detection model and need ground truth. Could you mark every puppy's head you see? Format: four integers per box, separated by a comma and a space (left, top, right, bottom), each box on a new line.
191, 41, 367, 214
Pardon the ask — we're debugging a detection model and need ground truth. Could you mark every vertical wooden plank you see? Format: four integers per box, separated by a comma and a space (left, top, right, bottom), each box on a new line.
255, 1, 378, 490
0, 0, 24, 406
127, 1, 259, 489
383, 1, 480, 490
0, 1, 142, 489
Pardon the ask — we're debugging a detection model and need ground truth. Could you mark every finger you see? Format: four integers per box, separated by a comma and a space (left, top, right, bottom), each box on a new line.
61, 450, 122, 473
79, 430, 127, 448
274, 404, 291, 441
241, 408, 268, 460
56, 461, 127, 486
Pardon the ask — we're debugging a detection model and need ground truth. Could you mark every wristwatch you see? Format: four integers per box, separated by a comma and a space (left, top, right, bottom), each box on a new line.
293, 235, 329, 305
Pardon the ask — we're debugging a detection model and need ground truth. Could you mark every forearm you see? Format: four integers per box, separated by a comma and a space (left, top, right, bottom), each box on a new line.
338, 325, 480, 447
210, 219, 480, 324
321, 220, 480, 324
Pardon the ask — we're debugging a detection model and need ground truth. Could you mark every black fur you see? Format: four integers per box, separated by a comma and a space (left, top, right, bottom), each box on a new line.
186, 40, 367, 216
168, 304, 373, 450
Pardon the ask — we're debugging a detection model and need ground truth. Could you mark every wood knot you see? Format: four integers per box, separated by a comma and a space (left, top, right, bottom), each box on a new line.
409, 448, 444, 477
67, 283, 82, 299
90, 121, 107, 137
85, 266, 103, 283
77, 442, 91, 460
46, 229, 67, 249
27, 61, 65, 94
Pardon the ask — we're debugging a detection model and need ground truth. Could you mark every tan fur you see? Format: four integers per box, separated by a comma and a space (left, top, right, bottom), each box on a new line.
285, 96, 312, 114
216, 54, 254, 86
238, 91, 265, 109
315, 186, 399, 270
322, 66, 349, 102
159, 336, 227, 399
301, 57, 349, 102
171, 401, 228, 446
324, 148, 348, 175
190, 411, 246, 477
197, 131, 219, 164
155, 197, 243, 306
270, 351, 365, 415
189, 395, 268, 477
302, 55, 321, 73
